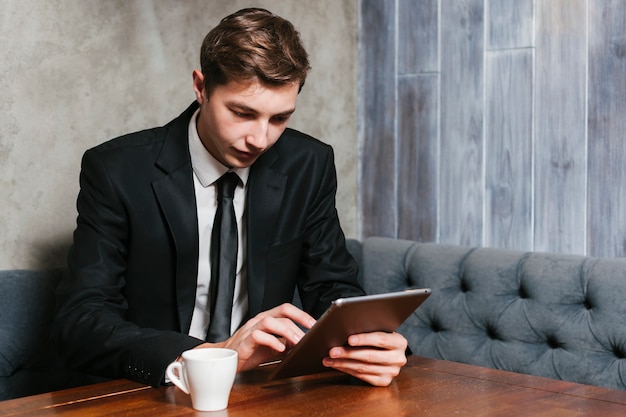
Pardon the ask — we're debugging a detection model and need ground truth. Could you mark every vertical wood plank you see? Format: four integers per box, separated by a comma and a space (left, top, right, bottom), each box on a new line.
398, 75, 439, 241
487, 0, 534, 50
587, 0, 626, 257
484, 0, 534, 250
398, 0, 438, 74
358, 0, 397, 237
534, 0, 587, 254
484, 50, 533, 249
439, 0, 485, 246
397, 0, 439, 241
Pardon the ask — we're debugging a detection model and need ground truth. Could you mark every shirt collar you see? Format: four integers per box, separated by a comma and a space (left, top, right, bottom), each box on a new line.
188, 108, 250, 188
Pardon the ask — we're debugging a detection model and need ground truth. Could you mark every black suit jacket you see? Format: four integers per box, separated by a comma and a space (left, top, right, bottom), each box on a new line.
54, 102, 363, 386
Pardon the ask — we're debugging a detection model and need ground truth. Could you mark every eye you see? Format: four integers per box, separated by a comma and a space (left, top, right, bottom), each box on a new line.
232, 110, 252, 119
271, 115, 291, 123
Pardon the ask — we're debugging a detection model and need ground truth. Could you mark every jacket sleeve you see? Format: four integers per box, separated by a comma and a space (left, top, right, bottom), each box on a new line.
53, 149, 202, 387
296, 145, 365, 318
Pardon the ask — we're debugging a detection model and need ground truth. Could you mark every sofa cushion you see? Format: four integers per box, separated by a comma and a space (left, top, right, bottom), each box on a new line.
361, 237, 626, 391
0, 269, 103, 400
0, 269, 60, 378
345, 238, 363, 285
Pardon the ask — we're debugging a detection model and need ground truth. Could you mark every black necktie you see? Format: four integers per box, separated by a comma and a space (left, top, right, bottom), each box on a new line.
207, 172, 239, 342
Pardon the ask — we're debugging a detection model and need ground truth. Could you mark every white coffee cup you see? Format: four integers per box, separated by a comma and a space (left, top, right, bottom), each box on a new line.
166, 348, 238, 411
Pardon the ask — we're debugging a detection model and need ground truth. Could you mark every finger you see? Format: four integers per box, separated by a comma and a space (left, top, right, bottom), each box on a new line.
321, 357, 399, 387
226, 329, 290, 372
346, 332, 408, 351
262, 303, 316, 329
247, 328, 290, 352
250, 315, 308, 346
327, 345, 407, 368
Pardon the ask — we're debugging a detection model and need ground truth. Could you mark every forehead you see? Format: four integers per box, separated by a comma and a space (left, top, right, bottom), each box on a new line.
210, 79, 299, 113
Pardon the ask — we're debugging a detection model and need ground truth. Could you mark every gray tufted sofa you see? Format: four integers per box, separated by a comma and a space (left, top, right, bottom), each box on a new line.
350, 237, 626, 391
3, 238, 625, 399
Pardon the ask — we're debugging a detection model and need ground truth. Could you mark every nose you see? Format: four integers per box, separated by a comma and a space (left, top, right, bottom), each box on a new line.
245, 120, 269, 151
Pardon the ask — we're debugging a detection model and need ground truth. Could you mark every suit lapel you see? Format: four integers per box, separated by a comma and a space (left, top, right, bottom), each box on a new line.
152, 103, 199, 333
246, 146, 287, 316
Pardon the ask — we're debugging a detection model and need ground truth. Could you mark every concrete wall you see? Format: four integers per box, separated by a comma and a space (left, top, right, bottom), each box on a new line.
0, 0, 357, 269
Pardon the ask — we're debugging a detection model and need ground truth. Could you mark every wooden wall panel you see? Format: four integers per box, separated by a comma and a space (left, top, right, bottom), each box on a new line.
398, 75, 439, 241
358, 0, 626, 258
484, 1, 534, 250
398, 0, 438, 74
487, 0, 534, 49
485, 50, 533, 249
397, 0, 440, 241
534, 0, 588, 254
358, 0, 397, 237
439, 0, 485, 246
588, 0, 626, 257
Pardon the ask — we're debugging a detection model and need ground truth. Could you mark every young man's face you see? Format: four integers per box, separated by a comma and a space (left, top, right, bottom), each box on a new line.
192, 70, 300, 168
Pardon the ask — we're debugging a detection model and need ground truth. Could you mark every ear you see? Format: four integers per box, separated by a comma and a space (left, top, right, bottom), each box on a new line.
192, 70, 206, 104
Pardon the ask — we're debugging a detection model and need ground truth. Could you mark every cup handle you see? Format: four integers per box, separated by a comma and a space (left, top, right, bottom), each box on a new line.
166, 361, 189, 394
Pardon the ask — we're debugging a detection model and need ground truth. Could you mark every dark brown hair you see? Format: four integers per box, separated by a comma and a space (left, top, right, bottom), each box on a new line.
200, 8, 311, 95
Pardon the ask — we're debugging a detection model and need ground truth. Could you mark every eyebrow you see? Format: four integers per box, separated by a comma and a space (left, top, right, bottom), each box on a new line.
227, 102, 296, 118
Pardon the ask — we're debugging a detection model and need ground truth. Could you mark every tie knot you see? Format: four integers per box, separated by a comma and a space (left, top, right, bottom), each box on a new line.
217, 172, 239, 199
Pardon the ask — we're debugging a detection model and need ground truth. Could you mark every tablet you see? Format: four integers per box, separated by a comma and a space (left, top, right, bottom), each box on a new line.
269, 288, 431, 380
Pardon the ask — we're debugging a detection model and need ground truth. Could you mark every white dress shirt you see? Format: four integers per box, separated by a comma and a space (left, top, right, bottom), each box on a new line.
187, 108, 249, 340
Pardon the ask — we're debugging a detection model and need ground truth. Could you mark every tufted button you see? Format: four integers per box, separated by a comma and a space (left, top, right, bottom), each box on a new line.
611, 344, 626, 359
583, 298, 593, 310
430, 319, 442, 332
518, 285, 528, 299
546, 335, 562, 349
486, 323, 499, 340
460, 277, 469, 293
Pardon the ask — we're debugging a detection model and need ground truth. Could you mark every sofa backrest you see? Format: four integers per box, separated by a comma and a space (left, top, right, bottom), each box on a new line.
0, 269, 98, 400
355, 237, 626, 391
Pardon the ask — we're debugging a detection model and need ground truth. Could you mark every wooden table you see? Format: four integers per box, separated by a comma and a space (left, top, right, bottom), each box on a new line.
1, 356, 625, 416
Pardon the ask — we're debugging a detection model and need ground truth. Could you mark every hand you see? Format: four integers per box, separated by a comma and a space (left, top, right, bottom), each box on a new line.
194, 303, 316, 372
322, 331, 408, 387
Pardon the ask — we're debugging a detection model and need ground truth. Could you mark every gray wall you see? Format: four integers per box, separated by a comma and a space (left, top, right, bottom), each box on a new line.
359, 0, 626, 258
0, 0, 358, 269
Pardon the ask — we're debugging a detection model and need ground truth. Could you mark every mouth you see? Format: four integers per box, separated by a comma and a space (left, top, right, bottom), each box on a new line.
227, 149, 263, 167
236, 149, 262, 160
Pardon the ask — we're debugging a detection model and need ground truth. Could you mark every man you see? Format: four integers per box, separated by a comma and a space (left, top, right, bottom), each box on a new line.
54, 8, 407, 388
